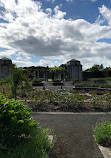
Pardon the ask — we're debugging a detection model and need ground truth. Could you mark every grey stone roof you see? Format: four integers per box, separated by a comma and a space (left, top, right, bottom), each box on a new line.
0, 57, 12, 61
68, 59, 79, 62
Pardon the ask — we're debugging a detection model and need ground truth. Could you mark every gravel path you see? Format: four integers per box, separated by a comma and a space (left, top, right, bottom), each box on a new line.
32, 112, 111, 158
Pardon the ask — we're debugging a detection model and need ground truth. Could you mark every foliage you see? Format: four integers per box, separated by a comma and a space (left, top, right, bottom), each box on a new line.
94, 121, 111, 147
10, 65, 30, 99
85, 64, 104, 72
0, 94, 53, 158
84, 64, 111, 78
25, 89, 111, 112
0, 94, 36, 148
50, 67, 66, 75
90, 92, 111, 110
0, 128, 52, 158
50, 66, 67, 80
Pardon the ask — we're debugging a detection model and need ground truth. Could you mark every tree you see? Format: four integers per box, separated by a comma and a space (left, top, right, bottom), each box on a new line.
103, 67, 111, 77
84, 64, 104, 78
10, 65, 30, 100
50, 66, 67, 81
85, 64, 104, 73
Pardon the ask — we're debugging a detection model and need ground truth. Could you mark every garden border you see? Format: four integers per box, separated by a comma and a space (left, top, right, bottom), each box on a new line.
98, 145, 111, 158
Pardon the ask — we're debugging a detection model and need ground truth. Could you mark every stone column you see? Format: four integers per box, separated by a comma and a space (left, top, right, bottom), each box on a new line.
37, 71, 39, 79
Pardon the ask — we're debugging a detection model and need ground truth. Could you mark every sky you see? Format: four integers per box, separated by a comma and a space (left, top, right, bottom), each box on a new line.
0, 0, 111, 70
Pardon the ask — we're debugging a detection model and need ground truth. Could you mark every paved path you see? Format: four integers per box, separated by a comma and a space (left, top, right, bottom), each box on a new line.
32, 112, 111, 158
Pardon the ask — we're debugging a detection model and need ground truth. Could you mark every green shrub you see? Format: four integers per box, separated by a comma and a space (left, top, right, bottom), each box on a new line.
0, 94, 37, 148
94, 121, 111, 147
0, 94, 53, 158
0, 127, 52, 158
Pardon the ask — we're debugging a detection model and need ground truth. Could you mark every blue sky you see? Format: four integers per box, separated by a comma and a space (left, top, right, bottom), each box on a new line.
0, 0, 111, 69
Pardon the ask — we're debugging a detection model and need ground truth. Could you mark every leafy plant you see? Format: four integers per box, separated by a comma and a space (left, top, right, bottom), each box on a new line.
0, 94, 53, 158
94, 120, 111, 147
0, 127, 53, 158
0, 94, 36, 149
10, 65, 30, 100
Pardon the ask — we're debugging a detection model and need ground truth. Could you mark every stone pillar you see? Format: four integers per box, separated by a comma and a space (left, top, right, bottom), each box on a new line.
37, 71, 39, 79
66, 59, 82, 81
33, 71, 36, 79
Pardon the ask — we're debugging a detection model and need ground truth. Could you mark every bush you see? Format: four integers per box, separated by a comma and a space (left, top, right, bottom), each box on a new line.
0, 94, 37, 148
94, 121, 111, 147
0, 94, 53, 158
0, 127, 52, 158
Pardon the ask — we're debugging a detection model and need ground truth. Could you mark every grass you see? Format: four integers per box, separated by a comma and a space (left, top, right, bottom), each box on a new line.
0, 127, 53, 158
48, 79, 52, 81
94, 120, 111, 147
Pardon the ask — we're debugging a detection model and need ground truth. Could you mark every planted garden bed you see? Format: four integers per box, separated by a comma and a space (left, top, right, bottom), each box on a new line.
18, 89, 111, 112
1, 78, 111, 112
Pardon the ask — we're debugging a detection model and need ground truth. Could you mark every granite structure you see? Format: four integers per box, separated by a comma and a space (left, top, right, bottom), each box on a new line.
0, 57, 82, 81
23, 66, 49, 81
66, 59, 82, 81
0, 57, 12, 79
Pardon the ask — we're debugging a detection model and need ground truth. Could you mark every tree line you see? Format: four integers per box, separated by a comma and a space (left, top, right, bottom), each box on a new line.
84, 64, 111, 78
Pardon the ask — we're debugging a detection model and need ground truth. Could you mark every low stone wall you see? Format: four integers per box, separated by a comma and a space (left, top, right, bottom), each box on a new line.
73, 87, 111, 92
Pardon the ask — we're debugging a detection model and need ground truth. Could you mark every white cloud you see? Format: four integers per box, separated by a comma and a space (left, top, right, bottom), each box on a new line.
38, 59, 54, 67
46, 8, 52, 16
53, 6, 66, 19
95, 15, 105, 25
0, 49, 16, 58
16, 52, 31, 60
13, 59, 56, 67
12, 60, 37, 67
0, 1, 111, 69
90, 0, 97, 2
45, 0, 73, 3
99, 5, 111, 25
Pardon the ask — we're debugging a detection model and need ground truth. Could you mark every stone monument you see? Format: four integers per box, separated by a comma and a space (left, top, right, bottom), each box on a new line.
0, 57, 12, 79
66, 59, 82, 81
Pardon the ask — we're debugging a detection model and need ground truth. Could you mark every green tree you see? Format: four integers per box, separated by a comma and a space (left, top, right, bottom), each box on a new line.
10, 65, 30, 100
85, 64, 104, 73
84, 64, 104, 78
50, 66, 67, 81
103, 67, 111, 78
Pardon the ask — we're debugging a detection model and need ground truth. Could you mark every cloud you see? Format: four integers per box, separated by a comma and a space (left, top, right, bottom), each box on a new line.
38, 59, 55, 67
0, 49, 16, 58
13, 58, 56, 67
0, 1, 111, 68
95, 15, 105, 25
99, 5, 111, 25
16, 52, 31, 60
45, 0, 73, 3
53, 6, 66, 19
66, 0, 73, 2
90, 0, 98, 2
12, 60, 37, 67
